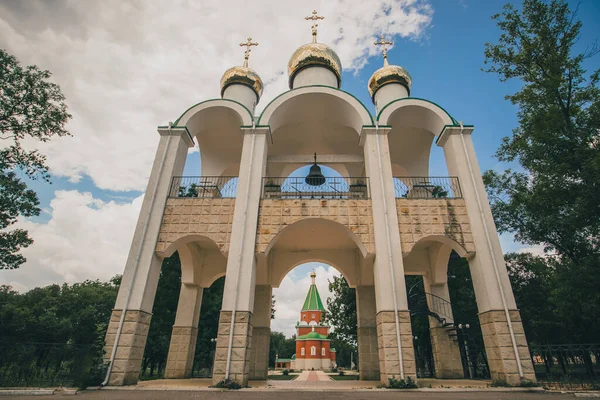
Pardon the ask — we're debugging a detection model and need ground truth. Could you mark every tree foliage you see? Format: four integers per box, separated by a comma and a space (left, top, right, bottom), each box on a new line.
322, 275, 357, 368
483, 0, 599, 263
0, 277, 119, 344
483, 0, 600, 343
0, 49, 72, 269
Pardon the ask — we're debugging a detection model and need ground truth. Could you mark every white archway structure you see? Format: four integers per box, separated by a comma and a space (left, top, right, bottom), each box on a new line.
260, 86, 373, 178
378, 98, 457, 177
174, 99, 254, 177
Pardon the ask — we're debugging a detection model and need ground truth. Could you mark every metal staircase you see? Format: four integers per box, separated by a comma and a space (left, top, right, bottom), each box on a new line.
408, 291, 490, 379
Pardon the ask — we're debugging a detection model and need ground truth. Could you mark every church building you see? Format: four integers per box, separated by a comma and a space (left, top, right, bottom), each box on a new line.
283, 271, 336, 370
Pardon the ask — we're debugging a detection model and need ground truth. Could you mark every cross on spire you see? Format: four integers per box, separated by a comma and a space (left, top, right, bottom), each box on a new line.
239, 37, 258, 67
305, 10, 324, 43
374, 34, 393, 66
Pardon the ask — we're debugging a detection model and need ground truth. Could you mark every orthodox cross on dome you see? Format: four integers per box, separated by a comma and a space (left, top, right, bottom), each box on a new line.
374, 34, 393, 67
305, 10, 324, 43
239, 37, 259, 68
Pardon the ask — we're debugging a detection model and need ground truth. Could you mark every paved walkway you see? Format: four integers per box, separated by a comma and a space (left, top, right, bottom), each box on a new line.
0, 390, 576, 399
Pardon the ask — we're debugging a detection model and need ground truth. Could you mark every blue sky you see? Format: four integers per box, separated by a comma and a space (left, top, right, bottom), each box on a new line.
1, 0, 599, 334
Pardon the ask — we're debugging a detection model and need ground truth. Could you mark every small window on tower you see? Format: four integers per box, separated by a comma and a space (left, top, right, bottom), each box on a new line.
312, 313, 315, 319
311, 346, 316, 356
321, 347, 325, 356
301, 347, 305, 356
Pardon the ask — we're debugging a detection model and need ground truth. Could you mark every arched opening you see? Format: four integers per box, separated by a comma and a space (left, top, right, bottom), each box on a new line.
403, 235, 491, 381
141, 234, 228, 380
269, 262, 358, 378
380, 99, 457, 186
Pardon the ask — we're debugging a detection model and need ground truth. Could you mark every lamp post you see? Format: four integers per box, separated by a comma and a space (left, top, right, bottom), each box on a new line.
458, 324, 474, 379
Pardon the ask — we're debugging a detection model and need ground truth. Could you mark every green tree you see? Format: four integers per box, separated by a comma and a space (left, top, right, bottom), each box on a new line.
269, 331, 286, 367
142, 254, 181, 376
483, 0, 600, 343
322, 276, 357, 345
0, 49, 72, 269
322, 275, 357, 369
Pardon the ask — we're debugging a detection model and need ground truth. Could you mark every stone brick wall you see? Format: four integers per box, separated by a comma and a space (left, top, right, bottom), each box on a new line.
358, 326, 380, 380
156, 198, 235, 255
164, 326, 199, 378
213, 311, 253, 385
376, 311, 416, 382
428, 316, 463, 379
256, 199, 375, 253
248, 327, 270, 380
104, 309, 152, 385
479, 310, 536, 384
396, 199, 475, 254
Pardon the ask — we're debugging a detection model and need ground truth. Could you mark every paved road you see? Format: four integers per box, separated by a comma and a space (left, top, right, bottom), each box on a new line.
0, 390, 578, 400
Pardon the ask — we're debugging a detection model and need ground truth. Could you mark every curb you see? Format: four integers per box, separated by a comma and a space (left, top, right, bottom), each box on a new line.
85, 386, 546, 393
0, 389, 56, 396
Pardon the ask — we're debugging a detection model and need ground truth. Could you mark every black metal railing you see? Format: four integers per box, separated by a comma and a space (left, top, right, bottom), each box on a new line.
0, 342, 106, 388
530, 344, 600, 389
169, 176, 238, 198
394, 177, 462, 199
262, 177, 369, 199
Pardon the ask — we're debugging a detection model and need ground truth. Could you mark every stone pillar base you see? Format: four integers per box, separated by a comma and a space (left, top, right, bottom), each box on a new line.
479, 310, 536, 385
248, 327, 270, 380
376, 311, 416, 383
164, 326, 199, 378
428, 317, 463, 379
358, 326, 380, 380
212, 311, 253, 386
104, 309, 152, 386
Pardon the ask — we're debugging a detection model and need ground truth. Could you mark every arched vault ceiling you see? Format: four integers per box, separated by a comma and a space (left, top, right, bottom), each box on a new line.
269, 122, 362, 157
269, 218, 360, 252
260, 88, 371, 135
388, 126, 434, 177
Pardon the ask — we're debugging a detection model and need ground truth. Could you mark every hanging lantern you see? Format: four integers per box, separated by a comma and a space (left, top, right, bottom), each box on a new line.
305, 153, 326, 186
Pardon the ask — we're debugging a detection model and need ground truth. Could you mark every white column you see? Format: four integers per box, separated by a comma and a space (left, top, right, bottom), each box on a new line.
437, 126, 535, 384
362, 127, 415, 381
165, 283, 204, 378
249, 285, 272, 380
437, 127, 515, 312
213, 127, 269, 385
105, 127, 193, 385
362, 127, 408, 311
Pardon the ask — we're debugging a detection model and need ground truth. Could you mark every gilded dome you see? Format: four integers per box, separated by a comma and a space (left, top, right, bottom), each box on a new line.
368, 64, 412, 100
220, 66, 263, 101
288, 43, 342, 89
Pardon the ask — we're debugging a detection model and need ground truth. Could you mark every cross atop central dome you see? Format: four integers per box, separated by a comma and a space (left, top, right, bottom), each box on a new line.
287, 10, 342, 89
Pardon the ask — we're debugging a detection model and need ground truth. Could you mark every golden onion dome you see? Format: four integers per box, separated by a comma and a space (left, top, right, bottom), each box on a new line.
287, 42, 342, 89
368, 64, 412, 100
220, 66, 263, 101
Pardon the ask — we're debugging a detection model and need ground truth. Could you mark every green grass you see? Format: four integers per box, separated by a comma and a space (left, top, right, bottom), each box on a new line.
330, 375, 359, 381
268, 375, 297, 380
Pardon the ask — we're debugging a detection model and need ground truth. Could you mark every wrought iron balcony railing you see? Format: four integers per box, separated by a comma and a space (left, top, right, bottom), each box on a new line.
262, 177, 370, 199
394, 177, 462, 199
169, 176, 238, 198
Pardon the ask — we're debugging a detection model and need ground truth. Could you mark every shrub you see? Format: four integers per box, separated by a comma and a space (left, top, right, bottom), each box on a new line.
386, 376, 417, 389
213, 379, 242, 390
331, 367, 338, 373
282, 369, 289, 376
289, 369, 294, 373
339, 370, 345, 376
519, 380, 538, 387
490, 379, 510, 387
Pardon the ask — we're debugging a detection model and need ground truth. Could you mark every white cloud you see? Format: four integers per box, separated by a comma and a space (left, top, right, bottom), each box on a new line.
272, 265, 341, 337
0, 190, 142, 292
0, 0, 433, 192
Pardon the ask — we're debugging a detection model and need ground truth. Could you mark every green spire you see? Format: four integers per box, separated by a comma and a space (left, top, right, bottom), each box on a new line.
301, 271, 325, 312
